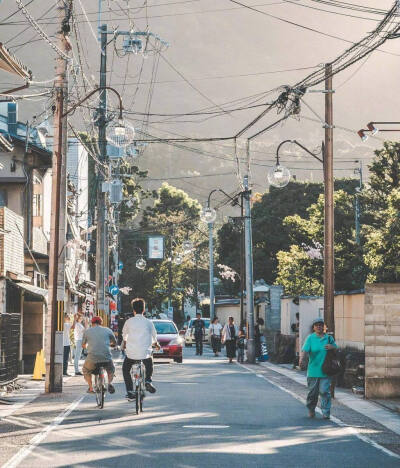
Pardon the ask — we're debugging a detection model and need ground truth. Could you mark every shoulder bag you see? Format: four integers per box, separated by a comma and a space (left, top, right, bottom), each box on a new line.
322, 336, 342, 376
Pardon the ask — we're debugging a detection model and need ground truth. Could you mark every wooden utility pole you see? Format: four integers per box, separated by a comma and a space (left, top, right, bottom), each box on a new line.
324, 63, 335, 334
46, 2, 70, 393
96, 24, 108, 320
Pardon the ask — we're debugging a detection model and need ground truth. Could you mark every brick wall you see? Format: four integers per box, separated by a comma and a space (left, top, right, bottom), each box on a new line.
365, 283, 400, 399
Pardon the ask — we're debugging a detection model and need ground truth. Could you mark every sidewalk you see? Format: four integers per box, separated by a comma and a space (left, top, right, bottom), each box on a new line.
261, 361, 400, 437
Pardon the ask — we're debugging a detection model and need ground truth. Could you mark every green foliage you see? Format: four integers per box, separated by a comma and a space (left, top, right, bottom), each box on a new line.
120, 184, 208, 316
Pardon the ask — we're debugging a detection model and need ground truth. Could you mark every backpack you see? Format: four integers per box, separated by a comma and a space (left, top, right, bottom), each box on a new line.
322, 336, 342, 376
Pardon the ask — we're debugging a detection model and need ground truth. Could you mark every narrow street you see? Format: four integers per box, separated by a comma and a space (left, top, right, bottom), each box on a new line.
1, 347, 399, 468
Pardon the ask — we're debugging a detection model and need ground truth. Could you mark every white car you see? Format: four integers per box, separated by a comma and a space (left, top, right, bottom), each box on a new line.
184, 318, 211, 347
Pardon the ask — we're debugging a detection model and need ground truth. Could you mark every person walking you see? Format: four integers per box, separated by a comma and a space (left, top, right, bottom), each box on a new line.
72, 314, 86, 376
255, 317, 264, 360
210, 317, 222, 356
191, 312, 205, 356
237, 329, 245, 363
63, 314, 71, 376
300, 318, 337, 419
222, 316, 238, 363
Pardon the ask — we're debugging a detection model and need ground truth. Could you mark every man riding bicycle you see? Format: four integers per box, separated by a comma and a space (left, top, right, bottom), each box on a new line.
82, 316, 116, 394
122, 298, 160, 400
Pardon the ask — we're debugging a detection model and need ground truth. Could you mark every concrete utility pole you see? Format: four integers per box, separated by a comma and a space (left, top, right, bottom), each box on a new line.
324, 63, 335, 335
354, 160, 363, 245
46, 2, 70, 393
96, 24, 108, 321
243, 170, 255, 363
240, 192, 245, 328
208, 222, 215, 321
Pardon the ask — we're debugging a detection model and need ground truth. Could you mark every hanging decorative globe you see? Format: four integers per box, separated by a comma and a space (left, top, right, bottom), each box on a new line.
267, 164, 291, 188
136, 257, 146, 270
106, 119, 135, 147
173, 254, 183, 265
200, 206, 217, 224
182, 240, 193, 254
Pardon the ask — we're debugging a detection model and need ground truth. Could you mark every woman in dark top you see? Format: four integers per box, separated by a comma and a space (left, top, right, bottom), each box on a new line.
222, 316, 239, 363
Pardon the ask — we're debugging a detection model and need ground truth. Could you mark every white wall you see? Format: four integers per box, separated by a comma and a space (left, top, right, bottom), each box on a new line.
299, 296, 324, 348
281, 297, 299, 335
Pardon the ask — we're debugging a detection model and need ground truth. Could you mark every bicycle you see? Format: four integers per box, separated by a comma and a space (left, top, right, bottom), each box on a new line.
130, 360, 146, 415
93, 362, 109, 409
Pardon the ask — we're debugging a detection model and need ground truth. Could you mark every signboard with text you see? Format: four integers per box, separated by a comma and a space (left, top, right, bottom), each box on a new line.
148, 236, 164, 260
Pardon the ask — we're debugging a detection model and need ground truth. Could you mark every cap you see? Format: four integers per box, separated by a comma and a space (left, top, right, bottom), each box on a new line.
91, 315, 103, 325
312, 318, 324, 326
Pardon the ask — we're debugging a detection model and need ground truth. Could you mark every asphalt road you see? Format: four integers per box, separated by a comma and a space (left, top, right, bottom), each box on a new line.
2, 347, 399, 468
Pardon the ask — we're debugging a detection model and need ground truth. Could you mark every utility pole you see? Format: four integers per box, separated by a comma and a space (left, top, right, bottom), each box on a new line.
194, 249, 199, 314
240, 192, 245, 328
96, 24, 107, 321
46, 2, 70, 393
243, 170, 255, 363
324, 63, 335, 335
208, 222, 215, 320
354, 160, 363, 245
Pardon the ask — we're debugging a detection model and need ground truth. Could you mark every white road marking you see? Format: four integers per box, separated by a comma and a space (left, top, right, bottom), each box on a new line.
237, 363, 400, 460
183, 425, 230, 429
1, 394, 85, 468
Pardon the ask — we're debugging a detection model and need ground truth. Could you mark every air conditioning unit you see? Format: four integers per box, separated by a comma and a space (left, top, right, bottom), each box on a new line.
110, 180, 123, 204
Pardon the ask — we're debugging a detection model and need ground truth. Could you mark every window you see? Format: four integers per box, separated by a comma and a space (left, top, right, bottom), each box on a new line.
0, 190, 7, 207
32, 194, 42, 217
152, 321, 178, 335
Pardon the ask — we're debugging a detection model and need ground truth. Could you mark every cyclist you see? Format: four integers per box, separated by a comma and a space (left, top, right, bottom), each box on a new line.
122, 298, 160, 400
82, 316, 116, 394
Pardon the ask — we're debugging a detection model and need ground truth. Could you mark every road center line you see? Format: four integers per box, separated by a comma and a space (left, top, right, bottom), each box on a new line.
1, 394, 85, 468
237, 362, 400, 460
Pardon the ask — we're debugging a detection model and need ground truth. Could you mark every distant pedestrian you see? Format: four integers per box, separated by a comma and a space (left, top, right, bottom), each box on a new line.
63, 314, 71, 376
255, 317, 264, 360
72, 314, 85, 376
300, 318, 337, 419
191, 312, 205, 356
237, 329, 245, 363
222, 316, 238, 363
210, 317, 222, 356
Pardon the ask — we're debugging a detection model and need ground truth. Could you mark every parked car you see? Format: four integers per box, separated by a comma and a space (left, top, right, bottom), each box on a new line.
184, 318, 211, 347
152, 319, 183, 363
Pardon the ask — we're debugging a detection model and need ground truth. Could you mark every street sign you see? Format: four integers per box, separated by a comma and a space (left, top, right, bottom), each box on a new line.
167, 306, 173, 319
148, 236, 164, 259
109, 285, 119, 296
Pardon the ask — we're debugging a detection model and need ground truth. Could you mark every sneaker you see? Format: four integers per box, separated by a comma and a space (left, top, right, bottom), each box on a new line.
322, 414, 330, 420
75, 372, 83, 376
308, 409, 315, 418
126, 391, 136, 401
108, 383, 115, 394
145, 381, 156, 394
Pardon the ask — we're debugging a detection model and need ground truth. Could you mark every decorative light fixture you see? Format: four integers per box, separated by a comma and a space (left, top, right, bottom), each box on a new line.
136, 257, 146, 270
173, 254, 183, 265
106, 119, 135, 147
367, 122, 379, 135
267, 164, 291, 188
182, 240, 193, 254
200, 206, 217, 224
357, 129, 368, 142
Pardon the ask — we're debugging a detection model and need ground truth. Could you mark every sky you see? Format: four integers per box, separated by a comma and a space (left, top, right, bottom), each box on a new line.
1, 0, 399, 209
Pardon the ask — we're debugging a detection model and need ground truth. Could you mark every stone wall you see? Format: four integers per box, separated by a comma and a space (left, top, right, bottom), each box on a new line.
365, 283, 400, 399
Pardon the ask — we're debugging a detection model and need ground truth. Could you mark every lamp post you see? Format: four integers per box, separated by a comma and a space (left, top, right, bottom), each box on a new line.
269, 139, 336, 333
200, 189, 239, 320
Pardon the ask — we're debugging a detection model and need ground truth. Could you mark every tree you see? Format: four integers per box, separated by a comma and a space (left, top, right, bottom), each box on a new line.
276, 190, 366, 295
120, 184, 209, 318
217, 179, 359, 287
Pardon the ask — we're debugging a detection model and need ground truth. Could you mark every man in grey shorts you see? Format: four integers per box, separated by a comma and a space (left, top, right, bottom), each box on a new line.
82, 316, 116, 394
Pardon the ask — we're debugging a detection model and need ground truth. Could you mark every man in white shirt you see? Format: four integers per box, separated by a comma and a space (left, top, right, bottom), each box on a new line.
72, 314, 86, 376
63, 315, 71, 376
122, 298, 160, 400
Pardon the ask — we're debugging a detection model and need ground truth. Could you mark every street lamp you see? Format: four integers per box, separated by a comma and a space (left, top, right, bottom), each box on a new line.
357, 121, 400, 142
201, 189, 239, 320
133, 247, 146, 270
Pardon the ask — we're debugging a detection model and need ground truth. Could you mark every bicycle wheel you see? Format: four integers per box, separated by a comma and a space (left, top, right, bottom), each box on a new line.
96, 374, 105, 409
135, 384, 140, 415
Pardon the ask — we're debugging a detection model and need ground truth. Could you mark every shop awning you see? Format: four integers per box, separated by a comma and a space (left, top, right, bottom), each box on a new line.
14, 281, 48, 301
